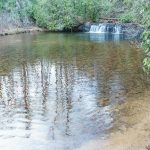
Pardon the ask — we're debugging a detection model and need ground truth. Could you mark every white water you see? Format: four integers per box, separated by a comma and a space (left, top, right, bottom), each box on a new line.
89, 24, 106, 33
89, 24, 122, 34
114, 25, 122, 34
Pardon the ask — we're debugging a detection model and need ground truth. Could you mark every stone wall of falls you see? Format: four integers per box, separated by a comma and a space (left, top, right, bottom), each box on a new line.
78, 22, 144, 40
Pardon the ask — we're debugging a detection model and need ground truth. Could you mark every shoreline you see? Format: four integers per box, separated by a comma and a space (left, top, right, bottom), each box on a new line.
0, 23, 144, 39
0, 27, 48, 36
0, 25, 143, 51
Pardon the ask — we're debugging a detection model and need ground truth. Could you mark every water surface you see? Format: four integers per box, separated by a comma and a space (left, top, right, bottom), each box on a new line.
0, 33, 149, 150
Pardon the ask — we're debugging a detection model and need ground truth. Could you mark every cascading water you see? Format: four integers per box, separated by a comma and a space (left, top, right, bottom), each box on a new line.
114, 24, 122, 34
89, 25, 100, 33
89, 24, 106, 33
89, 23, 122, 34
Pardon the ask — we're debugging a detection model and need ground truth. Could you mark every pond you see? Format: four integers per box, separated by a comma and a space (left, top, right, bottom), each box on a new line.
0, 33, 149, 150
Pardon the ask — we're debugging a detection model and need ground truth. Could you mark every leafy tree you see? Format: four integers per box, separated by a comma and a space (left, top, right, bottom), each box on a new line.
142, 2, 150, 72
31, 0, 114, 30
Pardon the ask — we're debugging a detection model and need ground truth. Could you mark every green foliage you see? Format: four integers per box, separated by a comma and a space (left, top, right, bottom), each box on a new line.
119, 13, 133, 23
143, 57, 150, 70
120, 0, 150, 24
31, 0, 114, 30
141, 2, 150, 72
0, 0, 33, 19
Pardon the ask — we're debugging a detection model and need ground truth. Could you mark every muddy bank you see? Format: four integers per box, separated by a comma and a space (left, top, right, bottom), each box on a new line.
0, 27, 48, 36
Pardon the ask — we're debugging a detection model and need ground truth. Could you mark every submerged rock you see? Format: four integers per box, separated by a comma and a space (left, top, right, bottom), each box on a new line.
99, 98, 110, 107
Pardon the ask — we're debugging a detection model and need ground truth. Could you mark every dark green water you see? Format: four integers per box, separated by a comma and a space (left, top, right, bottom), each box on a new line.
0, 33, 149, 150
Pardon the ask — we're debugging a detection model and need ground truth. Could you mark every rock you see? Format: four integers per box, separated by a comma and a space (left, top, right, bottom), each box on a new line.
78, 22, 92, 32
122, 23, 144, 40
99, 98, 110, 107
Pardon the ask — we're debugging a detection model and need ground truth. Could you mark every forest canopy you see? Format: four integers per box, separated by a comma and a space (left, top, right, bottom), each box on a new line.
0, 0, 149, 29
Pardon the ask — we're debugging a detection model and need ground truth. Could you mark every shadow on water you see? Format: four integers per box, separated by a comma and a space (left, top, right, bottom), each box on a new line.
0, 33, 149, 150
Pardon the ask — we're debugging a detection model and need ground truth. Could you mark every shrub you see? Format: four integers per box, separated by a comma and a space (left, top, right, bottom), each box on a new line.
119, 13, 133, 23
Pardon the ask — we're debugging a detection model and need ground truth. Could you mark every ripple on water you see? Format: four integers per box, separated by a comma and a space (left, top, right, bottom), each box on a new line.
0, 33, 149, 150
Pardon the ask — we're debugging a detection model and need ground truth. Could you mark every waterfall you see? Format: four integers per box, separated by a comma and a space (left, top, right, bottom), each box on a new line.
89, 24, 106, 33
89, 23, 122, 34
89, 25, 100, 33
114, 24, 122, 34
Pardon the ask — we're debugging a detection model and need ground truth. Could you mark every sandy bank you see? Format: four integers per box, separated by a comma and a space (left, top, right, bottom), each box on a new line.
75, 91, 150, 150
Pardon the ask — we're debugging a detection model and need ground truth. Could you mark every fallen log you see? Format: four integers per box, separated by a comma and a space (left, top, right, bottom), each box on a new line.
100, 17, 119, 21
